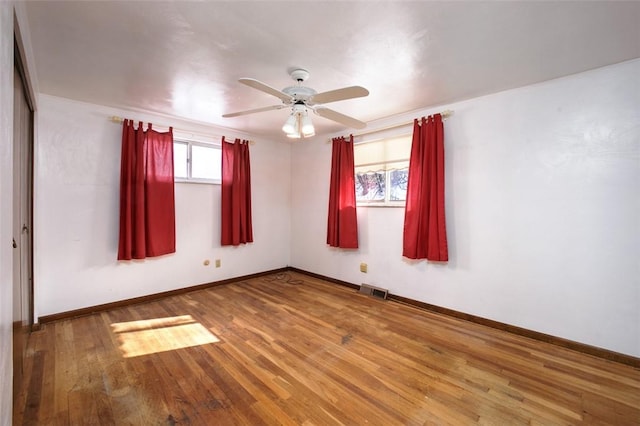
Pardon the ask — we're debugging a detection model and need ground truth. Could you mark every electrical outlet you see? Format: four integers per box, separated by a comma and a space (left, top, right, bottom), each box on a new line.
360, 262, 367, 273
215, 259, 221, 268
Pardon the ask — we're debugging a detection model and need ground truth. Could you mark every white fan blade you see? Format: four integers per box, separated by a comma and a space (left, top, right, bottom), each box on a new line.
314, 107, 367, 129
222, 104, 286, 118
310, 86, 369, 105
239, 78, 293, 103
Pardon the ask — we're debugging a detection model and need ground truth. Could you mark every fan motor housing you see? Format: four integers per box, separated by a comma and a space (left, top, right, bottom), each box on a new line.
282, 85, 316, 102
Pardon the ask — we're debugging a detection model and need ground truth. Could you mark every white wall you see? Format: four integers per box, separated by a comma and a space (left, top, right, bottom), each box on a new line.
290, 59, 640, 358
0, 4, 15, 424
34, 95, 291, 319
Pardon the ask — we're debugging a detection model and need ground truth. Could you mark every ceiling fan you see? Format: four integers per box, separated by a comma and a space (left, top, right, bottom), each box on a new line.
222, 69, 369, 138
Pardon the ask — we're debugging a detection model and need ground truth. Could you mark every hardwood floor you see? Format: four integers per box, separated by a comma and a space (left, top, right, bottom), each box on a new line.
13, 272, 640, 425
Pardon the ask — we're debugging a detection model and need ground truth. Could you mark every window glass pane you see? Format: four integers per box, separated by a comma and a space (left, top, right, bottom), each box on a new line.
354, 135, 411, 205
389, 168, 408, 201
192, 144, 221, 180
356, 171, 386, 201
173, 142, 188, 179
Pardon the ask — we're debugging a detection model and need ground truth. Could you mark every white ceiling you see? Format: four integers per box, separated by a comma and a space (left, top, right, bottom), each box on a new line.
24, 1, 640, 141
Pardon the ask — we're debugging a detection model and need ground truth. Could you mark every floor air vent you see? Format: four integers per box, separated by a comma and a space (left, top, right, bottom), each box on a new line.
359, 284, 388, 300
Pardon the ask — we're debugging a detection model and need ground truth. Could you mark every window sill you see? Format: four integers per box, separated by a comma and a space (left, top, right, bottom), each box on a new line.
175, 178, 220, 185
356, 203, 405, 208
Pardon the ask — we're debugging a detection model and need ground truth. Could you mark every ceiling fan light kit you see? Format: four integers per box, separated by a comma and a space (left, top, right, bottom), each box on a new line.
223, 68, 369, 139
283, 104, 315, 139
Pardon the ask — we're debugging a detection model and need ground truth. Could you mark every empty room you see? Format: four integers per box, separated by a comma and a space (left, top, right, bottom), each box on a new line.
1, 1, 639, 425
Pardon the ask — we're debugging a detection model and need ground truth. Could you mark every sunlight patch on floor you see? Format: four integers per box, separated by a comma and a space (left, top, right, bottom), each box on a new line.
111, 315, 220, 358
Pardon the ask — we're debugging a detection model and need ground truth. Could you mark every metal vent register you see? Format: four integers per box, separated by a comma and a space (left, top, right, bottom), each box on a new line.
359, 284, 388, 300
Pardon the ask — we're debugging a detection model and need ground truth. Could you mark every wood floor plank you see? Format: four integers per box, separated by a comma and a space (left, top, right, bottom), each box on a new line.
13, 271, 640, 425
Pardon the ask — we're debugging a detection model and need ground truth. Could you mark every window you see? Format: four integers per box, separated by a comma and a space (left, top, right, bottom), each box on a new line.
174, 140, 221, 184
354, 135, 411, 206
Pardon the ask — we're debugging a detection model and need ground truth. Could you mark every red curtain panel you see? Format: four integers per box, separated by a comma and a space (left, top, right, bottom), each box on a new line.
327, 135, 358, 248
403, 114, 448, 261
221, 137, 253, 246
118, 120, 176, 260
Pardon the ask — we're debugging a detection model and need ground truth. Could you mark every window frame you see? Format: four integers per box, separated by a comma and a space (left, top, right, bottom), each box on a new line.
354, 135, 411, 207
174, 139, 221, 185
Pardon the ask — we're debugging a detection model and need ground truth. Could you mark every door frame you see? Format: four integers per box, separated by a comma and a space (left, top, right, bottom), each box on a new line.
12, 27, 35, 401
13, 37, 34, 328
